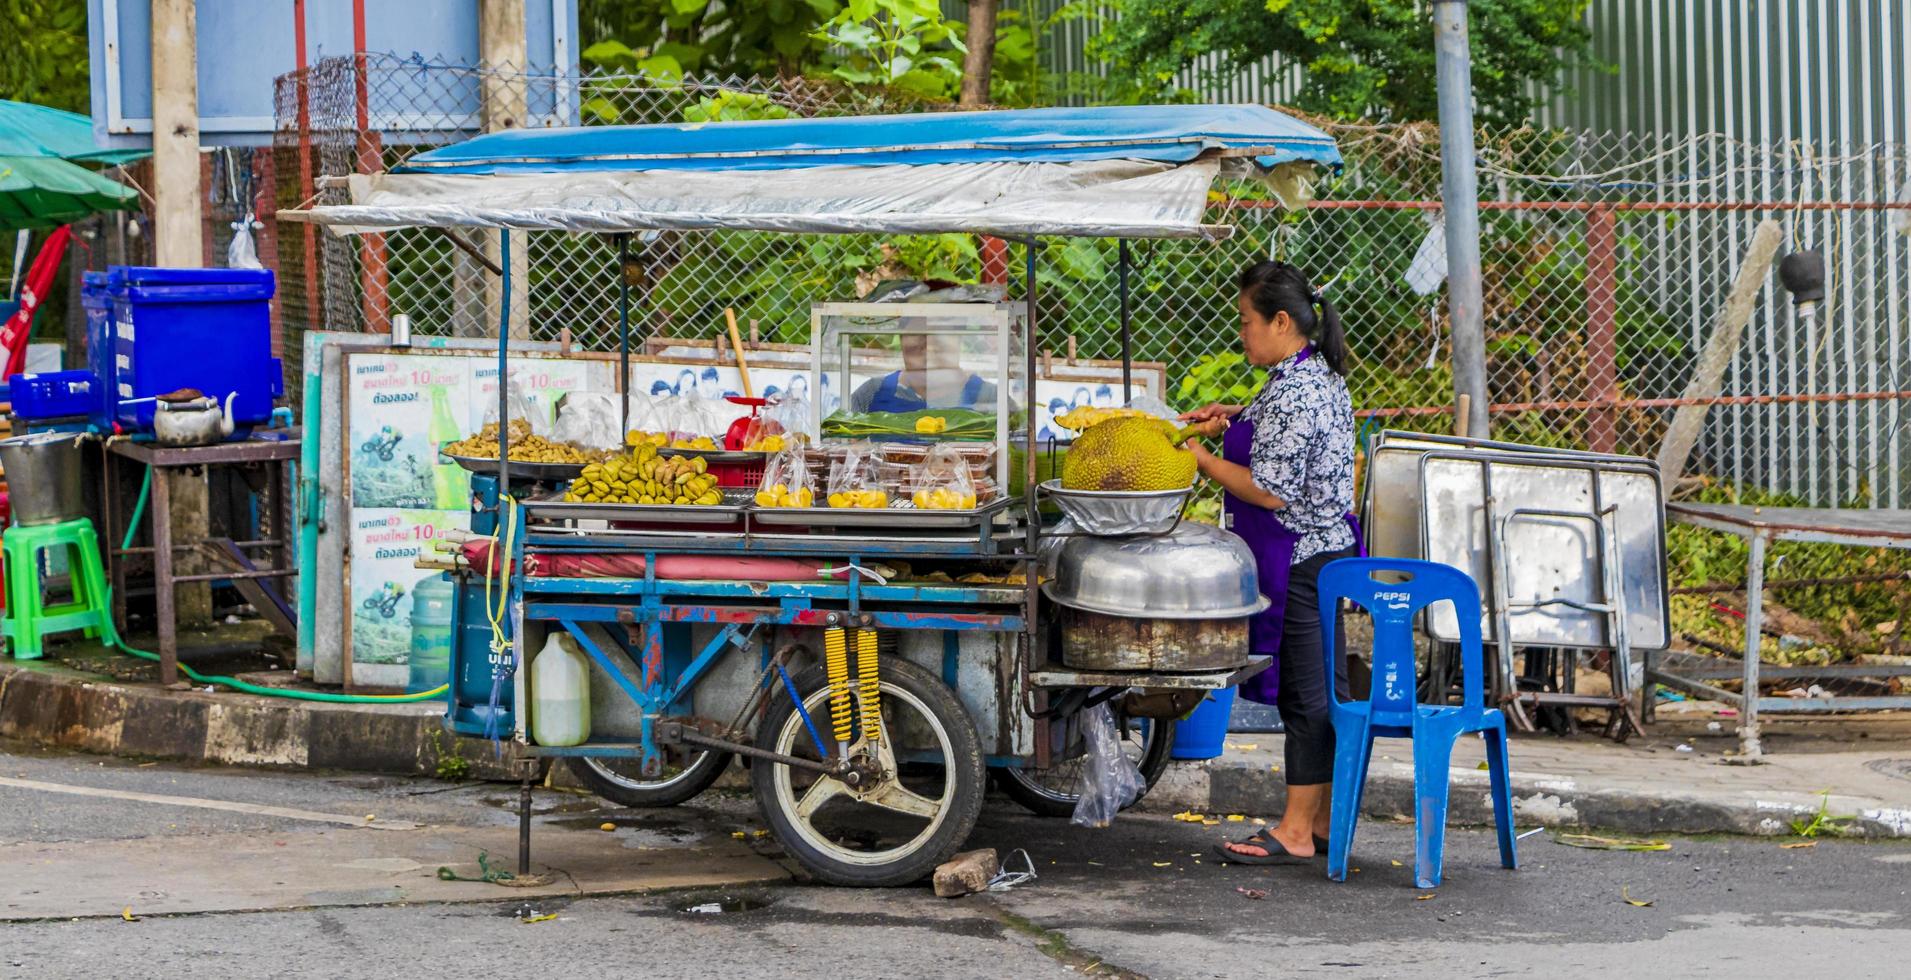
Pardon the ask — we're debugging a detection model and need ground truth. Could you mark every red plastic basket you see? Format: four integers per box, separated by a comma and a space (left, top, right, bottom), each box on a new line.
707, 459, 767, 490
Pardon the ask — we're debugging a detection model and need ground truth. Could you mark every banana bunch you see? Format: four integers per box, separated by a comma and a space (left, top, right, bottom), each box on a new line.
754, 482, 815, 508
911, 486, 977, 510
1052, 406, 1148, 433
565, 446, 724, 505
826, 489, 889, 509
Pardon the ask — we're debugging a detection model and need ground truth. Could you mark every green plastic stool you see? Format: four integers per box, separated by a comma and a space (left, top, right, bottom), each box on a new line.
2, 518, 120, 660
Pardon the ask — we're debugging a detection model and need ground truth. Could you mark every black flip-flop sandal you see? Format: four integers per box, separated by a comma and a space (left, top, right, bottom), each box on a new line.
1213, 829, 1320, 865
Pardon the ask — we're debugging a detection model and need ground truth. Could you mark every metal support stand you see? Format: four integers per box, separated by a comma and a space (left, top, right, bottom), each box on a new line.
517, 772, 534, 876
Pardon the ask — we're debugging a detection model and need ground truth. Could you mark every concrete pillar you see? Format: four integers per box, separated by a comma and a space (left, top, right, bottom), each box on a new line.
151, 0, 212, 625
477, 0, 530, 340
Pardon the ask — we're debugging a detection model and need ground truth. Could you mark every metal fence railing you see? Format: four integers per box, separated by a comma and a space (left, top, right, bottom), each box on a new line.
272, 55, 1911, 518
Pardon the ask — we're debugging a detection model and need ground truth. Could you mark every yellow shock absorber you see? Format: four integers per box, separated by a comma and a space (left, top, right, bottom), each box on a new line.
856, 629, 881, 743
824, 628, 853, 746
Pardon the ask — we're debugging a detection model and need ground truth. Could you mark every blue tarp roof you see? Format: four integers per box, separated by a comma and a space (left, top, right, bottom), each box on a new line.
395, 104, 1342, 175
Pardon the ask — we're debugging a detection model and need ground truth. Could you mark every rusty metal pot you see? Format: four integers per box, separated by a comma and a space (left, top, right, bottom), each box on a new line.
1043, 522, 1265, 672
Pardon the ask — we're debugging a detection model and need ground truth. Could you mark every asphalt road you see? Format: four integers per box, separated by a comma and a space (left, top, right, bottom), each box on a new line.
4, 739, 1909, 979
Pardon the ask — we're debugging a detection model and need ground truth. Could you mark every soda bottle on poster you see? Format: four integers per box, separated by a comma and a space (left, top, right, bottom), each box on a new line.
427, 383, 469, 509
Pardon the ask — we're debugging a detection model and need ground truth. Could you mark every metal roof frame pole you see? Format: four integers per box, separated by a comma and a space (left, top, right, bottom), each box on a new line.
1118, 239, 1134, 402
1433, 0, 1490, 439
617, 233, 632, 436
497, 229, 512, 502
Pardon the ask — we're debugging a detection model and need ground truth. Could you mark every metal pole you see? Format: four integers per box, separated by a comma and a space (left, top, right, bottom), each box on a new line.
496, 230, 511, 506
1433, 0, 1490, 439
1117, 240, 1133, 402
1736, 532, 1768, 762
617, 234, 632, 437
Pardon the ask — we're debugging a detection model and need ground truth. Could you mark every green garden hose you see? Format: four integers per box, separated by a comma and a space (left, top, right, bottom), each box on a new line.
114, 463, 448, 704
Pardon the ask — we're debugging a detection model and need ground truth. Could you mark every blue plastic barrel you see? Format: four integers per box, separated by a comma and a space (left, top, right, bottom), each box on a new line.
406, 575, 456, 696
1170, 686, 1238, 760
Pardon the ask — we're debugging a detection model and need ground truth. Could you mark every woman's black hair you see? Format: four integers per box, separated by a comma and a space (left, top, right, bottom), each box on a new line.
1236, 260, 1348, 376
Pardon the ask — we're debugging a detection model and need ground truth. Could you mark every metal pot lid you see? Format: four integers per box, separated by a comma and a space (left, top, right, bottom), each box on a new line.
1044, 522, 1271, 620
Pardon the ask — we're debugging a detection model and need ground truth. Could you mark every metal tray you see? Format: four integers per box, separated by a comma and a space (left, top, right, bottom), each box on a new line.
1415, 451, 1668, 650
526, 488, 753, 525
444, 454, 588, 482
750, 495, 1014, 529
650, 446, 767, 464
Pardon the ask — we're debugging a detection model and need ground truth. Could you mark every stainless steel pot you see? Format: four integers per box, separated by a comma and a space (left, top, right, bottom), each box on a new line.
1042, 521, 1269, 620
0, 431, 87, 526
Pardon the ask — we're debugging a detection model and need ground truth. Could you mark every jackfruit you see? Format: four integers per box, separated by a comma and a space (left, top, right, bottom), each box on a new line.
1052, 406, 1149, 432
1060, 416, 1202, 491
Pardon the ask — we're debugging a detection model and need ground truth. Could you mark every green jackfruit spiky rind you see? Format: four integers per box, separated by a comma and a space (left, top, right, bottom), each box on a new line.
1060, 416, 1202, 491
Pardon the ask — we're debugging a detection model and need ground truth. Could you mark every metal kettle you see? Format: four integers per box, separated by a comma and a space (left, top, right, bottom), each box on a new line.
153, 391, 238, 447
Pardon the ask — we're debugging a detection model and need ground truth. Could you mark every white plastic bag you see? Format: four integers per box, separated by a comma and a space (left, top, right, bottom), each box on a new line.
1070, 703, 1145, 828
550, 391, 621, 451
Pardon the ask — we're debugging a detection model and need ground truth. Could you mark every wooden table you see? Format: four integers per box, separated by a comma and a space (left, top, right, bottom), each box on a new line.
102, 435, 301, 686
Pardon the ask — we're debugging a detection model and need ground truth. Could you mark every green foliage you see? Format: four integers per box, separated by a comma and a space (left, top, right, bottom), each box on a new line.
579, 0, 845, 77
811, 0, 966, 101
1, 0, 90, 113
682, 90, 796, 123
1081, 0, 1597, 125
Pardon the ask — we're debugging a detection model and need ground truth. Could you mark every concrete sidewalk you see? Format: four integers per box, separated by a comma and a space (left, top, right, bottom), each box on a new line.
9, 654, 1911, 839
0, 656, 526, 781
1140, 707, 1911, 838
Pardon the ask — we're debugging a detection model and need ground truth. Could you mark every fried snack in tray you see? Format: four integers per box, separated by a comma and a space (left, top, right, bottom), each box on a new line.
445, 419, 607, 464
564, 443, 724, 505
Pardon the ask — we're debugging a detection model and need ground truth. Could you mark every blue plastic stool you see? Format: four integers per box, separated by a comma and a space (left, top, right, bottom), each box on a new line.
1318, 557, 1516, 888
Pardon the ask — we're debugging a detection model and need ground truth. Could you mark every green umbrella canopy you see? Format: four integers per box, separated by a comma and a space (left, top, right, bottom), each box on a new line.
0, 99, 149, 165
0, 154, 140, 230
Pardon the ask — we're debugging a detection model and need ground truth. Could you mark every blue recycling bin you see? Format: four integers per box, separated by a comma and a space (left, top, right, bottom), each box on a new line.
1170, 686, 1238, 760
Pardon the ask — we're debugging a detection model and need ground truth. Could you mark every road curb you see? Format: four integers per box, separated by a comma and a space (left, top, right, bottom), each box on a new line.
0, 660, 529, 781
1137, 755, 1911, 839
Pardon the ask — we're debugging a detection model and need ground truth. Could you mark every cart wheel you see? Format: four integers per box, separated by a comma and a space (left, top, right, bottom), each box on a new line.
993, 716, 1174, 818
752, 658, 984, 887
566, 748, 731, 808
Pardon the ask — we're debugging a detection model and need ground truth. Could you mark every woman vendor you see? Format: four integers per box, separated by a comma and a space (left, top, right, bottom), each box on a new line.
1182, 260, 1358, 865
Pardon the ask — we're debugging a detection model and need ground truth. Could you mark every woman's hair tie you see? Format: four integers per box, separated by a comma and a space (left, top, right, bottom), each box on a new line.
1308, 290, 1325, 306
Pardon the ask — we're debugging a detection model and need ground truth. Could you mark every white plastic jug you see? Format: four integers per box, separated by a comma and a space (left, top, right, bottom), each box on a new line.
529, 632, 591, 747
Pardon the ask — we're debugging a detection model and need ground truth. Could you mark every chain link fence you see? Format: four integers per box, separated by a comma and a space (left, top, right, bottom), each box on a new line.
273, 56, 1911, 513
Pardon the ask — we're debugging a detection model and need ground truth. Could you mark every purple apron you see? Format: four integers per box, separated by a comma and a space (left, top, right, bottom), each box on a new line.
1222, 348, 1363, 705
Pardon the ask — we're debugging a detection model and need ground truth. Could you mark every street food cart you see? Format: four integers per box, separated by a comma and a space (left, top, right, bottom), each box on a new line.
283, 105, 1343, 886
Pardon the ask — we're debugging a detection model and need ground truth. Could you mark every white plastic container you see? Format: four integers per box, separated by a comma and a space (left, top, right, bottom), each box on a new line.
529, 633, 591, 747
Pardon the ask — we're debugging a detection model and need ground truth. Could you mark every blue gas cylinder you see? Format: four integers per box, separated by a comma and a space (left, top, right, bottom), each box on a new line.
444, 573, 516, 737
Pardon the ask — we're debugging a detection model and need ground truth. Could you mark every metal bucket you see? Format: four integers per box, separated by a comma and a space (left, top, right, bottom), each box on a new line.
0, 431, 87, 526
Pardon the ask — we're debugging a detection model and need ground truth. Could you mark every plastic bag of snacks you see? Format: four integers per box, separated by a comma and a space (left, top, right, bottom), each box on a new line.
754, 445, 815, 508
909, 442, 978, 510
622, 395, 667, 451
480, 378, 550, 436
763, 392, 816, 445
651, 393, 719, 450
550, 392, 621, 452
825, 441, 888, 509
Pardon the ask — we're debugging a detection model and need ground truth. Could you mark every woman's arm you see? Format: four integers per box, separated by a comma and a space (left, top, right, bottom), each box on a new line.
1190, 442, 1285, 510
1180, 402, 1246, 423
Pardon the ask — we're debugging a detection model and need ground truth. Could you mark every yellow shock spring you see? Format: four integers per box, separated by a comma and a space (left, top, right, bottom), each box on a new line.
856, 629, 881, 743
824, 628, 853, 745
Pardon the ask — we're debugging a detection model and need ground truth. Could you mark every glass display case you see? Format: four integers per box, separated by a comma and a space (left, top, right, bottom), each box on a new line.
810, 302, 1028, 492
